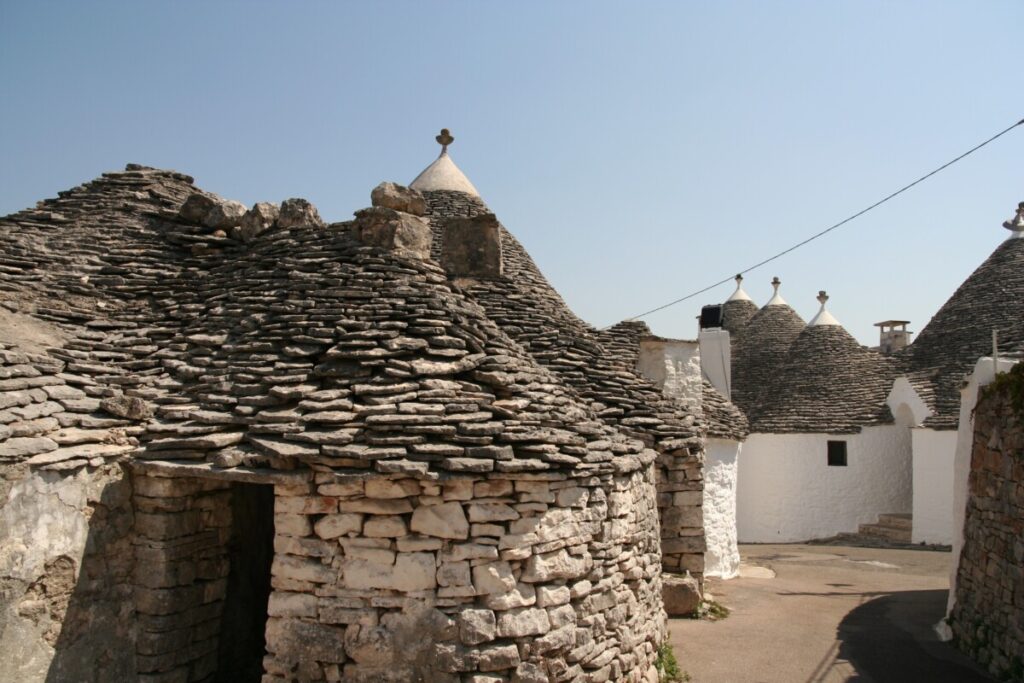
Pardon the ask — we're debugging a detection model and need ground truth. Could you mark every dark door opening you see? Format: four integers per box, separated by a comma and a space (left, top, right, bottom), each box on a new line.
215, 482, 274, 683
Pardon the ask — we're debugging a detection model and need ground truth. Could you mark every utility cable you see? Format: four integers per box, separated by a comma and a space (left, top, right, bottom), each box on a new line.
618, 116, 1024, 324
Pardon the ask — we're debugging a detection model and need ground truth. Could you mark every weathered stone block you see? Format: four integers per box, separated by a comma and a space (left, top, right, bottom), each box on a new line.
268, 592, 318, 618
536, 585, 571, 608
496, 607, 550, 638
410, 501, 469, 539
477, 643, 521, 672
521, 549, 591, 583
178, 193, 218, 223
458, 608, 496, 646
663, 573, 701, 616
274, 513, 313, 537
315, 513, 364, 539
483, 582, 536, 611
342, 552, 436, 592
339, 498, 413, 515
441, 213, 503, 278
472, 561, 516, 595
271, 555, 335, 584
265, 617, 347, 664
437, 560, 472, 588
364, 478, 420, 499
353, 207, 431, 259
203, 199, 247, 229
467, 502, 519, 523
235, 201, 279, 242
363, 515, 408, 538
278, 197, 325, 228
370, 182, 426, 216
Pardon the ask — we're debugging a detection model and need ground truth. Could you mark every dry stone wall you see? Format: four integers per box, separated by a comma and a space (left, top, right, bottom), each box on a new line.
950, 364, 1024, 680
131, 472, 233, 682
131, 460, 665, 683
270, 467, 664, 683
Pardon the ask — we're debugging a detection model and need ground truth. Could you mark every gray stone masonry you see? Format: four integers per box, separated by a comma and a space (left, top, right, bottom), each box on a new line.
950, 365, 1024, 680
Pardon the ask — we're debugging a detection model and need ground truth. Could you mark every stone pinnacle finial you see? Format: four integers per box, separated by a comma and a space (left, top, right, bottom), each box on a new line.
772, 276, 781, 293
1003, 201, 1024, 233
436, 128, 454, 155
735, 274, 743, 285
817, 290, 829, 305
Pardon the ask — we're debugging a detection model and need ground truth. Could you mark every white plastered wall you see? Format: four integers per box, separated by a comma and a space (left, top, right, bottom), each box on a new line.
909, 429, 958, 544
636, 339, 701, 413
945, 356, 1018, 618
697, 329, 731, 399
736, 426, 912, 542
703, 438, 741, 578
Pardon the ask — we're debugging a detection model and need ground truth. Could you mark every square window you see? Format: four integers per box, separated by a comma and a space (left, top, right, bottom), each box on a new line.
827, 440, 847, 466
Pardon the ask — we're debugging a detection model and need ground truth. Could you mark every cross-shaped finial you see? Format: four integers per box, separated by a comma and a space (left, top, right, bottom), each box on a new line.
817, 290, 829, 305
436, 128, 454, 154
1004, 201, 1024, 232
771, 276, 781, 293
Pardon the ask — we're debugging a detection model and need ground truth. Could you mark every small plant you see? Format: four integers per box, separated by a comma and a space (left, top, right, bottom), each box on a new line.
655, 642, 691, 682
683, 598, 731, 621
981, 362, 1024, 415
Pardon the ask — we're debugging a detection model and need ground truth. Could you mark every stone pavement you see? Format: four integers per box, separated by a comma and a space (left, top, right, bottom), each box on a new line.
669, 544, 994, 683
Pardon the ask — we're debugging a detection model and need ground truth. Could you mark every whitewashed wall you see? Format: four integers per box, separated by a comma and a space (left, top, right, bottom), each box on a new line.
945, 357, 1018, 618
697, 329, 731, 399
0, 464, 134, 682
909, 429, 958, 545
737, 426, 912, 542
636, 339, 702, 414
703, 438, 740, 578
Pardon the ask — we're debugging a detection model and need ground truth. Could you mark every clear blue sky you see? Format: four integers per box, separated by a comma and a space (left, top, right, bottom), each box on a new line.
1, 1, 1020, 344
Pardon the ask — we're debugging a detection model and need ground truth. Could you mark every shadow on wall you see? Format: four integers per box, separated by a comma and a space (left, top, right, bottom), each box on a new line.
828, 590, 993, 683
44, 470, 137, 683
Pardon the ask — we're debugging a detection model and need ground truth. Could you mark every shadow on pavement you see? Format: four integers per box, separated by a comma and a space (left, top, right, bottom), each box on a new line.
832, 589, 993, 683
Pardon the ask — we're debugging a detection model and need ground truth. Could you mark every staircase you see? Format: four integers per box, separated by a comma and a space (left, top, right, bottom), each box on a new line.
857, 513, 912, 544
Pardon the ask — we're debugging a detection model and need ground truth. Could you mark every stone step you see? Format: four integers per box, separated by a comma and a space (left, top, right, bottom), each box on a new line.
876, 513, 912, 530
857, 522, 912, 543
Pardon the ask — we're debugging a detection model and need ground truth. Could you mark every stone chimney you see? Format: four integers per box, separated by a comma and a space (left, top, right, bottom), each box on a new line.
441, 212, 503, 278
874, 320, 912, 354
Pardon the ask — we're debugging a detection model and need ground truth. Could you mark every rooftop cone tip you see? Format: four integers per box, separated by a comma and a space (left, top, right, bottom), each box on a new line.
765, 276, 788, 306
726, 274, 753, 302
808, 290, 841, 327
409, 128, 481, 197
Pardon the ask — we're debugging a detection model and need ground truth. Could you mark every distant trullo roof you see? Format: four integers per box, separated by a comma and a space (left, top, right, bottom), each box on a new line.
751, 293, 895, 434
729, 278, 806, 417
409, 128, 480, 196
900, 204, 1024, 428
722, 275, 759, 336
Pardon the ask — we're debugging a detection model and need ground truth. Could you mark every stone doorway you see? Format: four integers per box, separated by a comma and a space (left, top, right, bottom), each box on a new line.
132, 466, 280, 683
215, 483, 274, 683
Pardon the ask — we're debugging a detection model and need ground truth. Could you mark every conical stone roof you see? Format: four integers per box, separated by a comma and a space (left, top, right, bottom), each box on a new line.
722, 276, 759, 336
722, 301, 759, 337
0, 166, 652, 477
752, 324, 895, 433
903, 229, 1024, 427
419, 189, 704, 457
729, 290, 806, 418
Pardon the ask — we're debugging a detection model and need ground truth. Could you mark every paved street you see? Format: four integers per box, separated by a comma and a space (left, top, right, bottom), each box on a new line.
669, 544, 994, 683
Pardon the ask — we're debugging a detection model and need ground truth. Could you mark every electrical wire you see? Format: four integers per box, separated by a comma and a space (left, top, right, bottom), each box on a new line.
617, 117, 1024, 324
